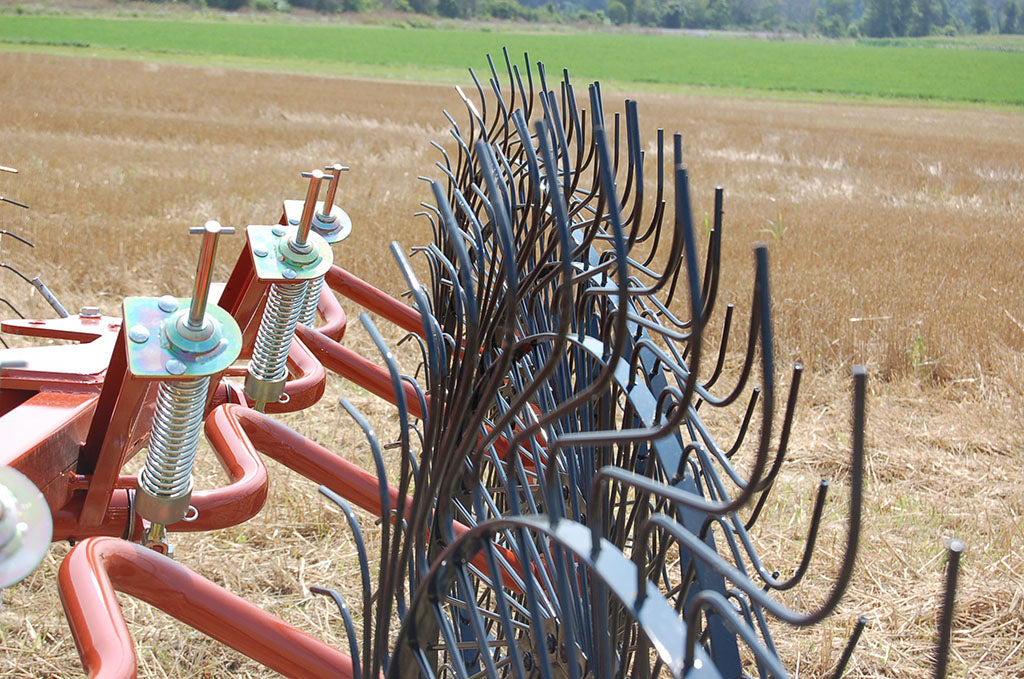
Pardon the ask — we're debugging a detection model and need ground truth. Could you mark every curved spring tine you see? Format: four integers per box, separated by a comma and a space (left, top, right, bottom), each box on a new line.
747, 363, 803, 500
309, 587, 363, 679
705, 476, 830, 593
632, 367, 865, 627
0, 297, 25, 318
432, 180, 480, 327
830, 615, 868, 679
684, 590, 789, 679
0, 196, 30, 210
467, 69, 488, 131
390, 243, 447, 383
488, 77, 510, 146
414, 209, 441, 254
431, 140, 454, 177
1, 263, 33, 285
474, 120, 635, 492
543, 91, 572, 204
0, 230, 35, 248
317, 488, 372, 616
362, 313, 424, 677
933, 539, 964, 679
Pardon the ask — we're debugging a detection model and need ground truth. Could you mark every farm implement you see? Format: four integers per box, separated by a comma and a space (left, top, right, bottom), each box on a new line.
0, 54, 963, 678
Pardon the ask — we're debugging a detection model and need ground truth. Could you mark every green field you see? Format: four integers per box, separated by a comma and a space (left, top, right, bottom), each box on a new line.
1, 14, 1023, 105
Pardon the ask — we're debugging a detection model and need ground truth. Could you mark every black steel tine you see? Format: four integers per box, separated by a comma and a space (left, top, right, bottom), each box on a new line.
830, 616, 868, 679
309, 586, 363, 679
933, 539, 964, 679
0, 230, 35, 248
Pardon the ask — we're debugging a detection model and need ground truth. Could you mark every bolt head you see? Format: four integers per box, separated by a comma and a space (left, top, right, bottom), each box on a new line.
253, 246, 268, 258
282, 269, 297, 280
128, 325, 150, 343
80, 306, 101, 318
272, 226, 286, 237
165, 359, 186, 375
158, 295, 179, 313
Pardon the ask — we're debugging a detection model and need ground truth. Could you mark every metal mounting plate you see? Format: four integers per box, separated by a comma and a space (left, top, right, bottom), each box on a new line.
246, 225, 333, 282
281, 200, 352, 244
123, 297, 242, 378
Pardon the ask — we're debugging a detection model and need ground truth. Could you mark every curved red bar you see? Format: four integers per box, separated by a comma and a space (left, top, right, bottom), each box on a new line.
325, 266, 421, 334
212, 335, 326, 414
51, 410, 268, 542
210, 404, 525, 587
58, 537, 354, 679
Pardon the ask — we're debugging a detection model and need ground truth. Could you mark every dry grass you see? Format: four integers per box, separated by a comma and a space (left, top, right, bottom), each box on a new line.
0, 51, 1021, 677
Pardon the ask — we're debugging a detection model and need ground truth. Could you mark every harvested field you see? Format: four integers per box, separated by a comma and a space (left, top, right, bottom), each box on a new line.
0, 51, 1021, 677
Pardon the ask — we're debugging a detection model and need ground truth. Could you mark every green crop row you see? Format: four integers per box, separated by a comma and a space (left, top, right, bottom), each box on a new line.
1, 15, 1022, 105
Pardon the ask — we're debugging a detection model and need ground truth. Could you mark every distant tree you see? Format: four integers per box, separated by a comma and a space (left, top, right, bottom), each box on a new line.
730, 0, 759, 24
635, 0, 662, 24
1000, 0, 1019, 31
660, 0, 684, 26
607, 0, 629, 22
707, 0, 730, 26
908, 0, 937, 34
862, 0, 896, 34
815, 0, 853, 35
757, 0, 782, 28
892, 0, 912, 33
969, 0, 990, 30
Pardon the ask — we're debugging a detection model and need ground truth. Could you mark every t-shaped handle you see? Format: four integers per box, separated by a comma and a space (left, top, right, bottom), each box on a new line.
186, 221, 234, 331
294, 169, 325, 250
319, 164, 350, 220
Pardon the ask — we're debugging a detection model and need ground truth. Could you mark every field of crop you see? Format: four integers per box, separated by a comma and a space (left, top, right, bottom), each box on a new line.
0, 49, 1022, 677
2, 14, 1024, 104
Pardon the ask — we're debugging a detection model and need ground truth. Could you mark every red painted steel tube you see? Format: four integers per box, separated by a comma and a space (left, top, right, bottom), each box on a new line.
59, 537, 354, 679
51, 409, 268, 541
212, 404, 525, 587
324, 266, 422, 335
295, 324, 427, 418
211, 335, 326, 414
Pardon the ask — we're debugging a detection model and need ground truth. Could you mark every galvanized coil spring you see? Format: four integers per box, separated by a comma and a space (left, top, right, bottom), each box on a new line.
138, 376, 209, 500
297, 274, 324, 327
249, 280, 309, 382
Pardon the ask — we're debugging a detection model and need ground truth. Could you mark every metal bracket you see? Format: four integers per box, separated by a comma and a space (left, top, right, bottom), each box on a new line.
247, 224, 333, 282
123, 296, 241, 379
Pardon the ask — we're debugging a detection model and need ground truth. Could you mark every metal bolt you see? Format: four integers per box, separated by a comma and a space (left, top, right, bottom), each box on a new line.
186, 221, 234, 332
158, 296, 179, 313
80, 306, 101, 318
282, 269, 296, 280
253, 246, 268, 258
546, 633, 557, 654
522, 653, 533, 671
128, 325, 150, 343
165, 359, 186, 375
272, 226, 286, 238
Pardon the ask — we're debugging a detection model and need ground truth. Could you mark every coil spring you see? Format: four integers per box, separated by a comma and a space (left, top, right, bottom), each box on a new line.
249, 280, 308, 382
297, 274, 324, 327
139, 377, 209, 500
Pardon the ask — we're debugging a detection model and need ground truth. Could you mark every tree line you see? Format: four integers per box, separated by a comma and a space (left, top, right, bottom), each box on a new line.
168, 0, 1024, 37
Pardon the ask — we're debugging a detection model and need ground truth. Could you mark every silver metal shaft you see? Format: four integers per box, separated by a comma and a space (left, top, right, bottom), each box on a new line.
295, 170, 324, 249
320, 164, 347, 219
186, 221, 233, 330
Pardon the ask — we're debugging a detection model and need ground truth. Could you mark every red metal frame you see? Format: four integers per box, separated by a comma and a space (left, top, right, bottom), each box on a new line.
58, 537, 354, 679
1, 238, 504, 676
